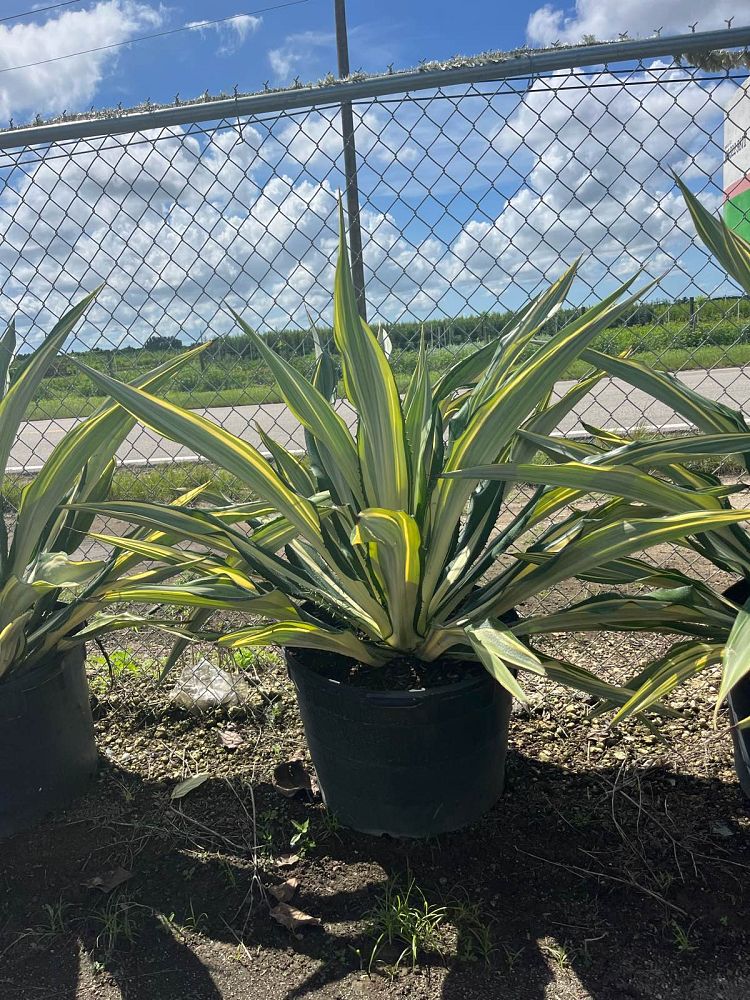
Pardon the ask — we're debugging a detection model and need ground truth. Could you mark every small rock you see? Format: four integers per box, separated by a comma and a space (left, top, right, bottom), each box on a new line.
170, 658, 251, 714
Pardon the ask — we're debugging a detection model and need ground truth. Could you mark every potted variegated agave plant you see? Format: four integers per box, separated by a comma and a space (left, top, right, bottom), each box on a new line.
502, 179, 750, 796
0, 296, 205, 837
69, 207, 748, 837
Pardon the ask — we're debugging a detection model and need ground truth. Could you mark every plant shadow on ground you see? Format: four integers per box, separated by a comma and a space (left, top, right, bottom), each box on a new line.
1, 736, 749, 1000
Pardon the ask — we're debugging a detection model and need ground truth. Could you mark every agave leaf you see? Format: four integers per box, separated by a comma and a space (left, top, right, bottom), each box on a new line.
304, 349, 341, 497
460, 262, 580, 423
717, 595, 750, 719
249, 513, 301, 553
103, 582, 298, 618
423, 275, 655, 613
351, 508, 421, 648
217, 619, 388, 666
53, 458, 116, 556
613, 641, 724, 723
538, 655, 644, 707
0, 611, 32, 679
452, 457, 750, 578
161, 606, 215, 679
582, 349, 750, 442
0, 320, 15, 399
449, 364, 600, 592
88, 532, 259, 589
334, 200, 408, 511
377, 324, 393, 359
69, 500, 239, 553
465, 619, 545, 700
10, 342, 210, 575
676, 174, 750, 294
488, 509, 750, 617
514, 592, 734, 638
445, 460, 724, 517
231, 312, 360, 505
68, 364, 324, 545
402, 335, 435, 514
256, 425, 316, 497
28, 552, 106, 588
433, 340, 503, 406
0, 289, 100, 482
591, 432, 750, 469
285, 535, 391, 637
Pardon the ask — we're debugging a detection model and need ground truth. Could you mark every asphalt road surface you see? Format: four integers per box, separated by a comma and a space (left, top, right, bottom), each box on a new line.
7, 366, 750, 474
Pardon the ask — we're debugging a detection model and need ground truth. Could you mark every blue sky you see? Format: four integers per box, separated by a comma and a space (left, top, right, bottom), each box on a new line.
1, 1, 749, 352
2, 0, 747, 124
95, 0, 536, 110
2, 1, 536, 121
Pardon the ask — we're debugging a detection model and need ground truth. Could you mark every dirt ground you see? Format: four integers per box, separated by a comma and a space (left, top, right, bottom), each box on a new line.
1, 616, 749, 1000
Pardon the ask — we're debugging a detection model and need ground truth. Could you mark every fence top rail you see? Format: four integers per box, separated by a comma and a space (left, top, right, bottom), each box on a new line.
0, 25, 749, 153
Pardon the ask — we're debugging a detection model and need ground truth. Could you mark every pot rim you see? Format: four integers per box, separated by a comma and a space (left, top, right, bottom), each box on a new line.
284, 644, 497, 699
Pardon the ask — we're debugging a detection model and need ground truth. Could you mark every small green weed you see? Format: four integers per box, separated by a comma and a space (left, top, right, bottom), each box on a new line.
289, 818, 316, 855
451, 900, 495, 964
541, 939, 573, 971
157, 900, 207, 938
501, 943, 524, 971
671, 920, 698, 953
257, 805, 283, 851
34, 900, 73, 940
318, 809, 342, 842
89, 649, 155, 694
91, 892, 143, 955
364, 877, 448, 976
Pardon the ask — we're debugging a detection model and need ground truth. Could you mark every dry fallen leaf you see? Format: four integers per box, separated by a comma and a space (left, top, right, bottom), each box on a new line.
218, 730, 244, 749
269, 877, 299, 902
269, 901, 322, 934
171, 773, 210, 800
274, 853, 300, 868
83, 867, 133, 893
272, 759, 319, 799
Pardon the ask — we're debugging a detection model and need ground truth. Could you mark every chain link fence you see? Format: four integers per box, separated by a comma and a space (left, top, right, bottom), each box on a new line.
2, 27, 750, 698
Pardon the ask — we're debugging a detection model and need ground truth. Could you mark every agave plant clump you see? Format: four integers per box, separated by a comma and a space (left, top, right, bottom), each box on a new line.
451, 180, 750, 725
68, 206, 750, 708
0, 295, 207, 679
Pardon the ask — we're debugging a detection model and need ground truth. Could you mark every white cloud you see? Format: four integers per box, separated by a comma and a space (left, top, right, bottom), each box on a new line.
0, 1, 163, 122
527, 0, 750, 46
268, 31, 334, 83
0, 65, 737, 362
187, 14, 262, 56
267, 25, 397, 84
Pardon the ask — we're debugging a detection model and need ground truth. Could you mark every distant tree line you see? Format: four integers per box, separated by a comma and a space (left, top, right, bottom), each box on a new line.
11, 293, 750, 378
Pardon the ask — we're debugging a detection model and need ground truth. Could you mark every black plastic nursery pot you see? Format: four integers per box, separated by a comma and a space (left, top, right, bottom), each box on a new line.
286, 648, 513, 838
0, 644, 98, 838
723, 579, 750, 798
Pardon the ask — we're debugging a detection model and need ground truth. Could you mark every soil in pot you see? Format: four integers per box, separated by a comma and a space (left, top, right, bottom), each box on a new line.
286, 647, 513, 839
0, 645, 98, 839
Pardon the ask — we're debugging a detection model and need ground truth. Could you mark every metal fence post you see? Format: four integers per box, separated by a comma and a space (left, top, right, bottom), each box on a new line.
334, 0, 368, 322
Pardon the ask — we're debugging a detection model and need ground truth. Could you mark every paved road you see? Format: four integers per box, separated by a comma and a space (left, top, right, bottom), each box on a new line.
8, 366, 750, 474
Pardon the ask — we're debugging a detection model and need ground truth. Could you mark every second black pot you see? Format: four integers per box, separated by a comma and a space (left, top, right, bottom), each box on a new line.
0, 644, 98, 839
723, 579, 750, 798
286, 648, 513, 838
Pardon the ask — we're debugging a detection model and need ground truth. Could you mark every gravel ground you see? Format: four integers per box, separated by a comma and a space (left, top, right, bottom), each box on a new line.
1, 622, 748, 1000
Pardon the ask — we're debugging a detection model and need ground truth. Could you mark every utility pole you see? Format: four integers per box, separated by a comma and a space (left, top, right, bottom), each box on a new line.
334, 0, 367, 321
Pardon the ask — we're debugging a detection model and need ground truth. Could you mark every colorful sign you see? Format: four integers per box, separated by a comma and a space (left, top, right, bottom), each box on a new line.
724, 79, 750, 240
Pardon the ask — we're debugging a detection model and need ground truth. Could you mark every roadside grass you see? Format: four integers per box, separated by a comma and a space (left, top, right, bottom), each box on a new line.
1, 463, 253, 512
21, 340, 750, 422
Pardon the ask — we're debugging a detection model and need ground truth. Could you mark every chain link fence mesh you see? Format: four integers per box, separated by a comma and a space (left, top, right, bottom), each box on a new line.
2, 38, 750, 701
